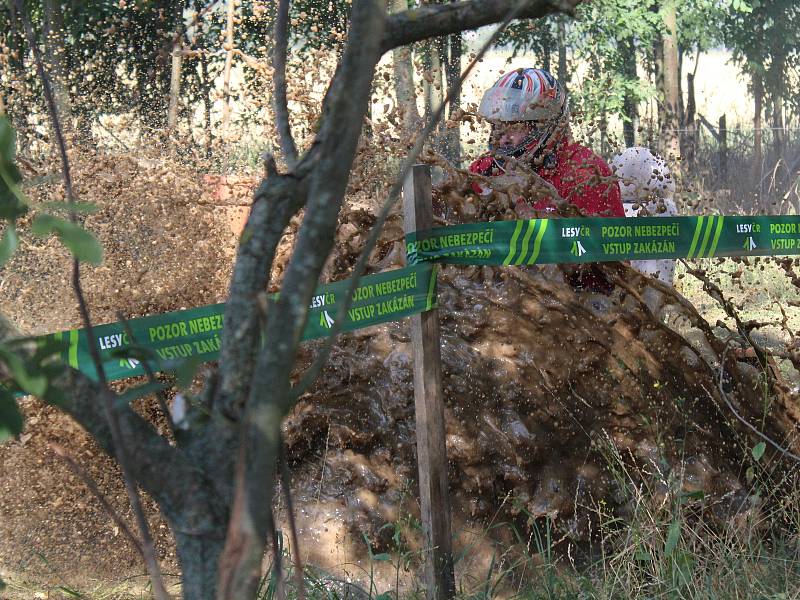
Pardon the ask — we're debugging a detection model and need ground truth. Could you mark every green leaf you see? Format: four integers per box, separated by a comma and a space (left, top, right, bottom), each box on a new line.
371, 553, 391, 562
0, 224, 18, 267
56, 585, 85, 598
0, 388, 23, 442
39, 201, 99, 214
746, 466, 755, 483
175, 356, 203, 390
0, 349, 48, 397
375, 593, 393, 600
0, 575, 6, 591
680, 490, 705, 503
31, 214, 103, 265
0, 117, 17, 163
664, 520, 681, 557
752, 442, 766, 462
57, 222, 103, 264
30, 213, 60, 236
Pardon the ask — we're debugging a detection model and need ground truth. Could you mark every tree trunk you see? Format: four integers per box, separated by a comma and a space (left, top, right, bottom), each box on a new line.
42, 0, 71, 128
6, 3, 27, 144
222, 0, 236, 136
167, 47, 183, 131
200, 51, 213, 156
422, 41, 434, 121
719, 114, 728, 183
683, 72, 697, 164
753, 70, 764, 202
422, 38, 445, 150
557, 17, 568, 95
620, 36, 638, 147
652, 37, 665, 146
390, 0, 420, 135
771, 57, 785, 162
175, 530, 226, 600
442, 31, 462, 164
660, 0, 680, 177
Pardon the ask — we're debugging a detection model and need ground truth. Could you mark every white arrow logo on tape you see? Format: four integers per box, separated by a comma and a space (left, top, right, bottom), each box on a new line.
571, 240, 587, 257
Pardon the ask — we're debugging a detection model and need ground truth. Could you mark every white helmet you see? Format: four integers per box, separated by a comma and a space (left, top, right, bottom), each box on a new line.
478, 68, 568, 159
611, 147, 677, 286
610, 146, 675, 206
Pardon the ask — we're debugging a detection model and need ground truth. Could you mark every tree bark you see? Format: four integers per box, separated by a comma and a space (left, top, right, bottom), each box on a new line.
683, 72, 697, 164
660, 0, 680, 177
442, 31, 462, 163
175, 531, 227, 600
42, 0, 71, 128
217, 2, 387, 597
222, 0, 236, 135
167, 47, 183, 130
380, 0, 583, 53
199, 51, 214, 156
753, 70, 764, 195
390, 0, 421, 135
620, 35, 637, 147
556, 16, 568, 95
770, 55, 785, 162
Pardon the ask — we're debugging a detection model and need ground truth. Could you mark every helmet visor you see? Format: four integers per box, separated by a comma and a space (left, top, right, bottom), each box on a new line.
479, 86, 564, 122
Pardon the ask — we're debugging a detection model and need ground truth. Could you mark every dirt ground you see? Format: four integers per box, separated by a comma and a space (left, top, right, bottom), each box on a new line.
1, 156, 799, 599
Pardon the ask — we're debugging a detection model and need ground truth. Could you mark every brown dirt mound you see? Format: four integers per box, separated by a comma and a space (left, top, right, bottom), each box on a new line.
2, 151, 799, 595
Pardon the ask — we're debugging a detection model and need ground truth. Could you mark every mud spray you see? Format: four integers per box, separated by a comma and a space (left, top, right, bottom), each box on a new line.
2, 138, 800, 595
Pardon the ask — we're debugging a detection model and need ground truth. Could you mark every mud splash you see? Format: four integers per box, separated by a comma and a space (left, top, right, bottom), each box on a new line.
282, 258, 796, 584
2, 147, 799, 593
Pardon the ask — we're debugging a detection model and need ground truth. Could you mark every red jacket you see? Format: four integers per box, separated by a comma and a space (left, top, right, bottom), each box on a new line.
469, 140, 624, 218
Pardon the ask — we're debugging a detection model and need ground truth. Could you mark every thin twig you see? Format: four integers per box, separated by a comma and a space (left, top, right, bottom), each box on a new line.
680, 259, 768, 369
273, 0, 298, 167
268, 505, 285, 600
165, 0, 223, 59
294, 0, 537, 397
714, 341, 800, 462
116, 311, 177, 440
50, 443, 144, 556
279, 438, 304, 600
16, 4, 170, 598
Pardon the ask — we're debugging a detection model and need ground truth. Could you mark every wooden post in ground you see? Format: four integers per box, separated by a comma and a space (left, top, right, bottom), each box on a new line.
402, 164, 455, 600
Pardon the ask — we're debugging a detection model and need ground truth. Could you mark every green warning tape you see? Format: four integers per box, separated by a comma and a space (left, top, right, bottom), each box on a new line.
37, 264, 436, 384
10, 215, 800, 388
405, 216, 800, 266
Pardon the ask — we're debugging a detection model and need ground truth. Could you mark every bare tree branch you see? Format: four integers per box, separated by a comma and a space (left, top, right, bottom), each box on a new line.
50, 443, 145, 557
215, 170, 306, 422
715, 343, 800, 462
294, 0, 536, 397
280, 439, 304, 600
381, 0, 583, 53
217, 1, 387, 596
274, 0, 299, 167
54, 369, 219, 536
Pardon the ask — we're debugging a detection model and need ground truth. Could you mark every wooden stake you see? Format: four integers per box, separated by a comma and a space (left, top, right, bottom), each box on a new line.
402, 164, 455, 600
